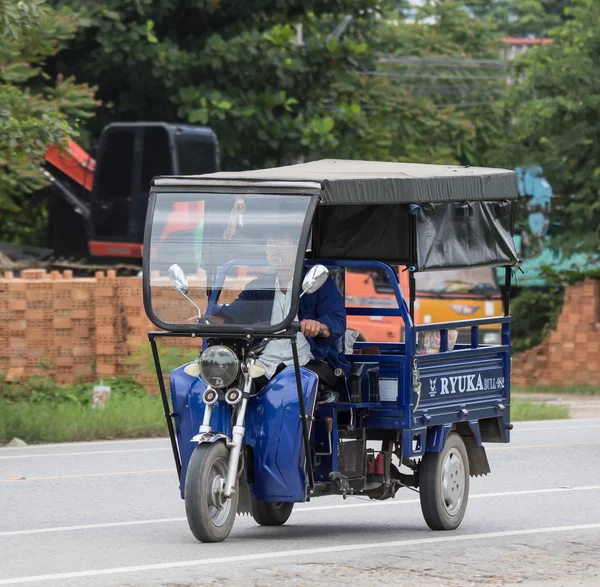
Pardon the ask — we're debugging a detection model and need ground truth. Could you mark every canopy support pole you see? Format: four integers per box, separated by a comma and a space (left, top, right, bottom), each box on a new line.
149, 334, 181, 481
409, 269, 416, 321
503, 266, 512, 316
291, 336, 315, 496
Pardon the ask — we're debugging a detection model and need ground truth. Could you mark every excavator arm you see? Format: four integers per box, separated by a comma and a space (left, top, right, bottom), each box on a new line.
44, 138, 96, 224
45, 139, 96, 192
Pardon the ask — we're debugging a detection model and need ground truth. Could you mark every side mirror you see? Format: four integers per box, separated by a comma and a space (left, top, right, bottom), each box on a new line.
168, 264, 202, 320
168, 264, 189, 294
301, 264, 329, 297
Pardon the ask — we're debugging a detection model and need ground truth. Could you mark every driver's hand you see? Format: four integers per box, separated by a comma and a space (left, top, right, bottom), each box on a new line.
300, 319, 329, 338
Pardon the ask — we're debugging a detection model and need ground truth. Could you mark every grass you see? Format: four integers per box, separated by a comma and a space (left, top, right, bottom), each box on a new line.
0, 395, 569, 446
513, 384, 600, 396
0, 395, 167, 445
0, 375, 577, 445
511, 399, 569, 421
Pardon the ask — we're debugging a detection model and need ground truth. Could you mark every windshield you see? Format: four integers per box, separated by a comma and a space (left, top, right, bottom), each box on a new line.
146, 191, 313, 330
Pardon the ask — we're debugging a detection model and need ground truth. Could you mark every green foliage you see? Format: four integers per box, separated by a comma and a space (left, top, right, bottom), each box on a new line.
510, 398, 569, 421
541, 266, 600, 286
510, 287, 564, 353
1, 0, 595, 256
128, 343, 198, 379
0, 0, 98, 243
513, 383, 600, 395
0, 393, 165, 444
467, 0, 570, 38
495, 0, 600, 253
375, 1, 508, 166
45, 1, 510, 171
0, 375, 147, 406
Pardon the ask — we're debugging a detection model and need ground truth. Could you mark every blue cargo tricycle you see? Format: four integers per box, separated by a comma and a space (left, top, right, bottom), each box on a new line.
143, 159, 519, 542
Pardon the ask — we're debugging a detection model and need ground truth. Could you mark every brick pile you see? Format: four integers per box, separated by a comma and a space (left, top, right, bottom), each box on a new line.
512, 278, 600, 386
5, 270, 595, 389
1, 269, 97, 383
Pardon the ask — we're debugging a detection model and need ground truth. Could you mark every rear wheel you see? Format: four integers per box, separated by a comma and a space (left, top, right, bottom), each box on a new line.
185, 442, 238, 542
419, 432, 469, 530
251, 501, 294, 526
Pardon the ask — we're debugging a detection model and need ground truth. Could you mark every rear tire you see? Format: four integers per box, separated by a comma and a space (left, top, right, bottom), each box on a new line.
419, 432, 469, 531
185, 442, 239, 543
251, 501, 294, 526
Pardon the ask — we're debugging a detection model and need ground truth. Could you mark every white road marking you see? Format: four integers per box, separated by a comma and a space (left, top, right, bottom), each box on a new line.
487, 441, 600, 451
0, 432, 598, 459
514, 418, 600, 427
2, 485, 599, 537
0, 438, 168, 451
0, 469, 174, 483
516, 424, 600, 432
1, 523, 599, 585
296, 484, 600, 512
0, 418, 597, 455
0, 418, 597, 452
0, 448, 171, 460
2, 437, 598, 467
0, 517, 186, 537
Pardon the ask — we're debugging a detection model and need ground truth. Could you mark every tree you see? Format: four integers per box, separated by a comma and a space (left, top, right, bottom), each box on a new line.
496, 0, 600, 253
464, 0, 570, 38
374, 0, 509, 166
46, 0, 505, 171
496, 0, 570, 38
0, 0, 98, 244
47, 1, 381, 169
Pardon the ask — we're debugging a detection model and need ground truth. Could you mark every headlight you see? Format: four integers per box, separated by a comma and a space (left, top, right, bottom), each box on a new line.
199, 345, 239, 389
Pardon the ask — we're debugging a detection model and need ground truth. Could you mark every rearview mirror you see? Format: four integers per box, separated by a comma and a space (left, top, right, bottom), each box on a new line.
168, 264, 189, 294
301, 265, 329, 297
168, 264, 202, 320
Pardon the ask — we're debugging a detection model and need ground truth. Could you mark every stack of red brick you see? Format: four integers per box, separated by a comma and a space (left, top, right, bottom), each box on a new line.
512, 278, 600, 386
4, 270, 595, 388
0, 269, 96, 383
0, 269, 151, 385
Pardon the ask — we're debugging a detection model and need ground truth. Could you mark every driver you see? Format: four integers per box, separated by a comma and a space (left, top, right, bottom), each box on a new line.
207, 228, 350, 398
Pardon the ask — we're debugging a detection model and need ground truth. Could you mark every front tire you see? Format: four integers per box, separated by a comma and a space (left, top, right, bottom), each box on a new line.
419, 432, 470, 531
251, 501, 294, 526
185, 442, 239, 543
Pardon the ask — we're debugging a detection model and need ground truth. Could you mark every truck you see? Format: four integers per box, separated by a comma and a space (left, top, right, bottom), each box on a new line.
41, 122, 219, 260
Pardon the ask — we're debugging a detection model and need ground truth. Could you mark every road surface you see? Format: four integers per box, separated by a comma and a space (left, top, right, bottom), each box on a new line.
1, 419, 600, 586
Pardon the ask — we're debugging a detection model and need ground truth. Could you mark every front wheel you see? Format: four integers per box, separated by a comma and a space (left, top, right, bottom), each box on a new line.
419, 432, 470, 531
185, 442, 239, 543
251, 501, 294, 526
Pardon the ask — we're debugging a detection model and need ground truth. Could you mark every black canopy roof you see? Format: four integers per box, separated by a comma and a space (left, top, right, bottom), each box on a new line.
153, 159, 518, 205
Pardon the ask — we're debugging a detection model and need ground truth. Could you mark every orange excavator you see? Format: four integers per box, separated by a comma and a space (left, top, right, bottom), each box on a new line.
41, 122, 219, 261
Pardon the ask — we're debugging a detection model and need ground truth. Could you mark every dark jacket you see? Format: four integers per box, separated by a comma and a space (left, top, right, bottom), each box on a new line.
216, 274, 350, 376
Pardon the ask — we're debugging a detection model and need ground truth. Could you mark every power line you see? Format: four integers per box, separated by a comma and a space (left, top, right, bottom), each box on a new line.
377, 56, 507, 69
363, 71, 507, 80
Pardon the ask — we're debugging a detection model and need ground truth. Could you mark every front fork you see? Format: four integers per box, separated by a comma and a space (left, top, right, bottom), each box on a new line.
197, 362, 252, 499
223, 393, 248, 498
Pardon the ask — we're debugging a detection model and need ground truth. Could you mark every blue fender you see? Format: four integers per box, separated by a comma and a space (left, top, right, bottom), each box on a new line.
244, 366, 318, 502
423, 420, 483, 454
169, 364, 318, 502
424, 424, 453, 453
170, 365, 233, 497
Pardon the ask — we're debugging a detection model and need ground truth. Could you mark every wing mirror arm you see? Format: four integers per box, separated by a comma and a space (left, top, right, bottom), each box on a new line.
179, 290, 203, 321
